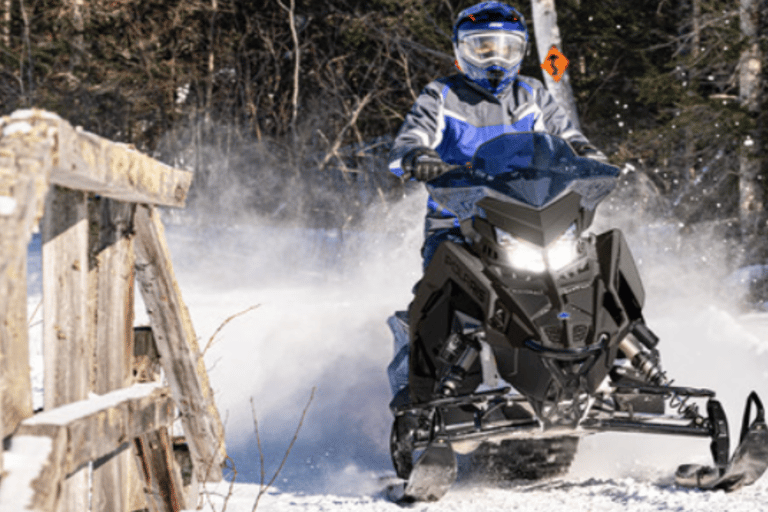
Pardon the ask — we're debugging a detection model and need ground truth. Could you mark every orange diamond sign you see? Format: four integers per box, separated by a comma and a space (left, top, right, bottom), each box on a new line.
541, 45, 569, 82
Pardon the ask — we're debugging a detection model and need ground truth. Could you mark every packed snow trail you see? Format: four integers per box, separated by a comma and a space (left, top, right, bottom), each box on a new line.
193, 473, 768, 511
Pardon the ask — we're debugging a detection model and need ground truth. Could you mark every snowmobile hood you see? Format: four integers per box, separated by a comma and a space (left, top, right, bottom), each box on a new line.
427, 132, 620, 224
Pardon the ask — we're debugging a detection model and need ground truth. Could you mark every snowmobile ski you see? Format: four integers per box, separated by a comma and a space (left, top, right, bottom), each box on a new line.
400, 440, 457, 503
676, 392, 768, 491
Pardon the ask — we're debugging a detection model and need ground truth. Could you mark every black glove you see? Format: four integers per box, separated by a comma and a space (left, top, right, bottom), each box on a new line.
401, 147, 451, 181
576, 144, 608, 162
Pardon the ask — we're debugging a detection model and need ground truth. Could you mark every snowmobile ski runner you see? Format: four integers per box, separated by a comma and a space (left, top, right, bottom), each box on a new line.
388, 132, 768, 501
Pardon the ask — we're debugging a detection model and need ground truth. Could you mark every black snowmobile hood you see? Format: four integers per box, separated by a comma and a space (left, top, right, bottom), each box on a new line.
427, 132, 620, 246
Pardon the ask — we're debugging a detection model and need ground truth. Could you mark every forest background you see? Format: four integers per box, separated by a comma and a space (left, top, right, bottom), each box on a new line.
1, 0, 766, 303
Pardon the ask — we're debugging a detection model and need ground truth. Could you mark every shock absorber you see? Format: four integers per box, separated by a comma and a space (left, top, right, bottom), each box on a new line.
618, 323, 701, 419
618, 334, 666, 386
438, 336, 480, 396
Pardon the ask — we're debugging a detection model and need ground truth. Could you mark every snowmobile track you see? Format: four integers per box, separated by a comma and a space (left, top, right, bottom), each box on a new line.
469, 436, 580, 481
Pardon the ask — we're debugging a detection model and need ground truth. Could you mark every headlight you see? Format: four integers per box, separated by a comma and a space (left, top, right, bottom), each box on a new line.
496, 225, 580, 273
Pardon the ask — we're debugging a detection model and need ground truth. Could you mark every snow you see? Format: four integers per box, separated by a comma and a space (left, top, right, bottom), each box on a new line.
24, 189, 768, 511
22, 382, 164, 427
190, 476, 768, 511
0, 195, 17, 215
0, 435, 54, 510
2, 120, 33, 136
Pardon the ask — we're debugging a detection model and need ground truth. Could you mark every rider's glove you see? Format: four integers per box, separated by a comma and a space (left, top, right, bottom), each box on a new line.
401, 147, 451, 181
576, 144, 608, 163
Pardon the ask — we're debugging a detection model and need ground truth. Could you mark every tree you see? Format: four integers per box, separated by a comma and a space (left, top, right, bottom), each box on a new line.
530, 0, 582, 131
738, 0, 766, 299
1, 0, 10, 48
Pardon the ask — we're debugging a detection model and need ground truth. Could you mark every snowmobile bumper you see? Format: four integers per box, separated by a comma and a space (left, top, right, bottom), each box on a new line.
391, 387, 768, 493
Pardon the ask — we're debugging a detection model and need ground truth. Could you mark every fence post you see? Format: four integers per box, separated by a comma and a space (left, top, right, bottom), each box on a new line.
89, 197, 140, 512
42, 185, 91, 511
0, 119, 51, 445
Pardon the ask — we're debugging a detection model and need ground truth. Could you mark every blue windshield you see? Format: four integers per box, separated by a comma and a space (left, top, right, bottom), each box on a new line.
427, 132, 620, 221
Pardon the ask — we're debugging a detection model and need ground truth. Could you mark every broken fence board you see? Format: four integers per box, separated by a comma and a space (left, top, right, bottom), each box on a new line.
134, 204, 226, 482
134, 428, 186, 512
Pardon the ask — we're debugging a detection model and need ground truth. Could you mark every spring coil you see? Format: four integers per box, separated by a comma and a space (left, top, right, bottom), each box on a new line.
619, 337, 700, 419
657, 373, 701, 419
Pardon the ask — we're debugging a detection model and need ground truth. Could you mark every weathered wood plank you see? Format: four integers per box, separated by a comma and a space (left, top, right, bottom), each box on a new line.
17, 382, 174, 476
42, 185, 91, 512
0, 257, 34, 437
89, 197, 137, 512
133, 204, 226, 482
131, 326, 161, 511
0, 115, 53, 441
42, 186, 90, 409
0, 382, 173, 511
1, 109, 192, 207
134, 428, 186, 512
172, 437, 199, 509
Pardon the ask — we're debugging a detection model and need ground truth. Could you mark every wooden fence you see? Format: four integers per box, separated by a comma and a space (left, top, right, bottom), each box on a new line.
0, 109, 227, 511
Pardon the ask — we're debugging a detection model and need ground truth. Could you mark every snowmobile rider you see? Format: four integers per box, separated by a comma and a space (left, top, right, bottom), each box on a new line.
388, 1, 606, 271
386, 1, 606, 402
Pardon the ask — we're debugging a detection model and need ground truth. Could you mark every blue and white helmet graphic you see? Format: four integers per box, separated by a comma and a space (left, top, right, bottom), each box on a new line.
452, 2, 528, 95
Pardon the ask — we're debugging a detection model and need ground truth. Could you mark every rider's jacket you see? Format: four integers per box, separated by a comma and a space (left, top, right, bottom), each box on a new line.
389, 73, 593, 237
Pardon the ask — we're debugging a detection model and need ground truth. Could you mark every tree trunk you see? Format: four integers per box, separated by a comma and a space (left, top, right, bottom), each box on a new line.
692, 0, 701, 59
738, 0, 765, 258
72, 0, 84, 67
278, 0, 300, 135
1, 0, 10, 48
530, 0, 582, 132
206, 0, 217, 123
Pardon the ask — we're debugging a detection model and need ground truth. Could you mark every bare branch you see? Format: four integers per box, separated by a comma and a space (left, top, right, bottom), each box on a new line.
202, 304, 262, 357
277, 0, 300, 132
320, 91, 375, 170
251, 387, 316, 511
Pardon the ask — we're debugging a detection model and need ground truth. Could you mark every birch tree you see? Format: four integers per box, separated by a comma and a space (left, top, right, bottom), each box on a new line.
530, 0, 582, 132
1, 0, 10, 48
71, 0, 85, 67
738, 0, 765, 264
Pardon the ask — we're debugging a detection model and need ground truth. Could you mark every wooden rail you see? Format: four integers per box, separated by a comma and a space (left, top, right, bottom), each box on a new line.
0, 109, 226, 511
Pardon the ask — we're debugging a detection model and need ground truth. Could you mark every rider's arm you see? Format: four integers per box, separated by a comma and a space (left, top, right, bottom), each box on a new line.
388, 82, 444, 178
523, 77, 606, 159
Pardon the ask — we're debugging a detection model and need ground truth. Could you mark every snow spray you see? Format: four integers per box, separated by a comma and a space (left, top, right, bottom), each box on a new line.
158, 158, 768, 493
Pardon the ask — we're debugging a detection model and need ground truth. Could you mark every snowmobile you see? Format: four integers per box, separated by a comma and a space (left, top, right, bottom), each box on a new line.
388, 132, 768, 502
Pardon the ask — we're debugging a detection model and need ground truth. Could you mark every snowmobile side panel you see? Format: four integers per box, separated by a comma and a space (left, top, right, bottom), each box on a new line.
596, 229, 645, 322
409, 242, 491, 403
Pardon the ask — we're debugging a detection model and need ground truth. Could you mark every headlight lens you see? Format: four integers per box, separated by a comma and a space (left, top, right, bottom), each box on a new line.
496, 225, 580, 273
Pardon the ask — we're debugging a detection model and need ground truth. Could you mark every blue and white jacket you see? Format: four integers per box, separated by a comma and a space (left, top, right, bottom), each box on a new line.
389, 73, 592, 236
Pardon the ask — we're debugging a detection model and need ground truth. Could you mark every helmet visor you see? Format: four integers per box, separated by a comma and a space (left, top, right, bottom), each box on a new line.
458, 31, 525, 68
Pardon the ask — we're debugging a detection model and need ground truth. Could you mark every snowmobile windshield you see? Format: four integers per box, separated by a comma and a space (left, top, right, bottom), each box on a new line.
426, 132, 620, 222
